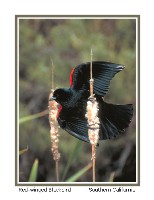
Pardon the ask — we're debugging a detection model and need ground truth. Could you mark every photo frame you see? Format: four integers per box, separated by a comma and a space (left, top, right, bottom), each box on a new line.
15, 15, 140, 186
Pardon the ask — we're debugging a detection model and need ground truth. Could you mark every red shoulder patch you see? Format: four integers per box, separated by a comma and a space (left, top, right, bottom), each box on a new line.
70, 67, 75, 87
56, 105, 63, 118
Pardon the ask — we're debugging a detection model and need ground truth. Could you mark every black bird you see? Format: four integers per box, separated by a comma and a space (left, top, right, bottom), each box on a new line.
50, 61, 133, 143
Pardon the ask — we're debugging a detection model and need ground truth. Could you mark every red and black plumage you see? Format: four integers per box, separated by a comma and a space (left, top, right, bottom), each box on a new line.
50, 61, 133, 143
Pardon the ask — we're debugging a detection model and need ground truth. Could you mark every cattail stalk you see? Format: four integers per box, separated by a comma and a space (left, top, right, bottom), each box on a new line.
49, 90, 60, 182
85, 48, 100, 182
90, 48, 94, 97
48, 62, 60, 182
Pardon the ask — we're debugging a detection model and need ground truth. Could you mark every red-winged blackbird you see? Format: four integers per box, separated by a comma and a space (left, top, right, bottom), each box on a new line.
50, 61, 133, 143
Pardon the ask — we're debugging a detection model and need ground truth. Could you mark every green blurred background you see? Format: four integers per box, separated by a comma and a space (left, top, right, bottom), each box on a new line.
19, 18, 136, 182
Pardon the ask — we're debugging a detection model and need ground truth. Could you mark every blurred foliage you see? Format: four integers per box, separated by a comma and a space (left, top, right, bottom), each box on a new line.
62, 140, 82, 181
66, 163, 92, 182
19, 146, 28, 156
19, 18, 136, 182
28, 159, 39, 182
19, 109, 48, 124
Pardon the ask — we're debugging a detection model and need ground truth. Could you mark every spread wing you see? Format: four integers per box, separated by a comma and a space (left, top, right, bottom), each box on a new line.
57, 105, 127, 143
70, 61, 125, 97
57, 111, 126, 143
57, 110, 90, 143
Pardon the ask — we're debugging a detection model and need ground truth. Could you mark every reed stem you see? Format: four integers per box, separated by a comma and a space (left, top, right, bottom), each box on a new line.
89, 48, 96, 182
55, 160, 59, 182
92, 144, 96, 182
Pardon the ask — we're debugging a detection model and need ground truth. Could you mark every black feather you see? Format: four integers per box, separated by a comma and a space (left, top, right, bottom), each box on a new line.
57, 97, 133, 143
52, 60, 133, 143
71, 61, 125, 97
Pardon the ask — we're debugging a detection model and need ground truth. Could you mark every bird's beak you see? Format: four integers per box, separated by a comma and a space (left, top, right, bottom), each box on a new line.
49, 96, 56, 101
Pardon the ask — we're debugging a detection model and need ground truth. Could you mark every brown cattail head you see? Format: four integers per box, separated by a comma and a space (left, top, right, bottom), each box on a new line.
85, 98, 100, 146
48, 90, 60, 161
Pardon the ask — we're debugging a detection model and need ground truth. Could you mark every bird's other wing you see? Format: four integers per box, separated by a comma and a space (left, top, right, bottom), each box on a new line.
70, 61, 124, 97
98, 99, 133, 140
57, 108, 90, 143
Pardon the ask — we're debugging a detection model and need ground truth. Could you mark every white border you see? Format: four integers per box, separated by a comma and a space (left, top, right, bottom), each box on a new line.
16, 15, 139, 185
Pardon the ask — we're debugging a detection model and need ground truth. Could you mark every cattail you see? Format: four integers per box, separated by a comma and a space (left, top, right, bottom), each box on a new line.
85, 48, 100, 182
86, 98, 100, 146
85, 96, 100, 183
49, 89, 60, 181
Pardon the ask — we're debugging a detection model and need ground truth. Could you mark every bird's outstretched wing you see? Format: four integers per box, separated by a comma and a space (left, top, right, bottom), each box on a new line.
70, 61, 124, 97
57, 103, 132, 143
57, 112, 127, 143
57, 111, 90, 142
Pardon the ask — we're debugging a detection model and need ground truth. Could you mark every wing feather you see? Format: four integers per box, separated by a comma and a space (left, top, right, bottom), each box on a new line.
58, 115, 90, 142
70, 61, 125, 97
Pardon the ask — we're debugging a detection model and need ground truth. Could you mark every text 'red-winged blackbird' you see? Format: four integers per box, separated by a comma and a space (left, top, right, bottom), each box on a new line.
50, 61, 133, 143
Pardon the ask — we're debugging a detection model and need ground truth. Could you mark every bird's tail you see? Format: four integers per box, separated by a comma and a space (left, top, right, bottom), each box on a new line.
99, 99, 133, 140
